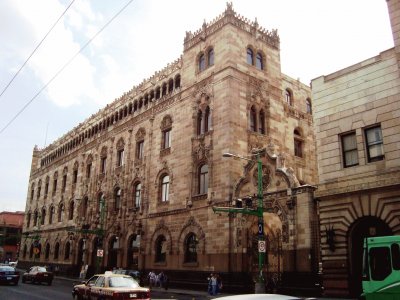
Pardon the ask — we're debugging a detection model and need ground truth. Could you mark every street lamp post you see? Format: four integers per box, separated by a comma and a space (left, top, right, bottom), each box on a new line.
213, 151, 266, 293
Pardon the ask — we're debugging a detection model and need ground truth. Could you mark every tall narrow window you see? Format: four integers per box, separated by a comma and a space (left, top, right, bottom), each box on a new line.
30, 184, 35, 202
208, 48, 214, 66
285, 89, 293, 106
73, 169, 78, 184
114, 188, 121, 211
101, 157, 107, 174
205, 106, 211, 133
27, 212, 31, 228
199, 54, 206, 72
134, 183, 141, 208
306, 98, 312, 114
259, 110, 265, 134
184, 233, 198, 263
163, 129, 171, 149
82, 197, 88, 218
49, 206, 54, 225
33, 210, 38, 226
250, 106, 257, 132
37, 180, 42, 200
197, 110, 203, 135
342, 132, 359, 167
161, 175, 170, 202
64, 241, 71, 260
117, 149, 124, 167
44, 177, 49, 197
136, 141, 144, 159
58, 204, 64, 222
247, 48, 254, 65
256, 52, 263, 70
365, 126, 384, 162
68, 201, 74, 220
198, 164, 209, 195
62, 174, 67, 192
86, 163, 92, 178
54, 242, 59, 260
294, 129, 303, 158
41, 208, 46, 225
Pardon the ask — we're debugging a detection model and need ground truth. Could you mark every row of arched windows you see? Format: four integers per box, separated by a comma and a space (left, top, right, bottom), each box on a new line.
247, 46, 264, 70
40, 75, 181, 167
26, 201, 72, 228
198, 48, 214, 72
154, 232, 198, 263
22, 241, 71, 261
285, 88, 312, 114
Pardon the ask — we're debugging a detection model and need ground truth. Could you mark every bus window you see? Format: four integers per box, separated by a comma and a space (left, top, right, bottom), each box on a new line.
391, 243, 400, 270
370, 247, 391, 281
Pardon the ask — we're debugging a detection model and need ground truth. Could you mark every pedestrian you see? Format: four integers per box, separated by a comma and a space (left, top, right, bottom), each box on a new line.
216, 273, 222, 294
158, 271, 164, 288
210, 273, 218, 295
207, 273, 213, 295
148, 271, 156, 288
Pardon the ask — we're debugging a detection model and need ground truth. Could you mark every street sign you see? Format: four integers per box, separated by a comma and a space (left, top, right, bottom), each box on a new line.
258, 240, 266, 253
97, 249, 104, 257
33, 247, 40, 255
258, 221, 264, 236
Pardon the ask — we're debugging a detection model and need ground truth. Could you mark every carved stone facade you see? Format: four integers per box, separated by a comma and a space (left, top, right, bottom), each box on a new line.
21, 3, 318, 293
311, 1, 400, 297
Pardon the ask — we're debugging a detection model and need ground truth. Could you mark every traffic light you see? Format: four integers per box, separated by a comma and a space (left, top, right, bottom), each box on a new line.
243, 196, 253, 207
232, 199, 243, 208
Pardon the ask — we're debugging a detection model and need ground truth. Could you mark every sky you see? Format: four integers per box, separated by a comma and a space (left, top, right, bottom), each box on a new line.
0, 0, 394, 213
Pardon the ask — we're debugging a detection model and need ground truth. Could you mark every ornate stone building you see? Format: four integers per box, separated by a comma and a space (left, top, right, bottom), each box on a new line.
311, 0, 400, 297
21, 3, 319, 293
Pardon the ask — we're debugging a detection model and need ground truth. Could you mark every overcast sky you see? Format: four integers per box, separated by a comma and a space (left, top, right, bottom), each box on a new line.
0, 0, 394, 213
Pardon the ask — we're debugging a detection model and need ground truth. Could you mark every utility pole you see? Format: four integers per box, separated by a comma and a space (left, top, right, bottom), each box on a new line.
213, 151, 266, 293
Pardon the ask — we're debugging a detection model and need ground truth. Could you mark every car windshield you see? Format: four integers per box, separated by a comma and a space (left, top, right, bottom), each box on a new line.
37, 267, 47, 272
109, 276, 139, 288
0, 266, 14, 272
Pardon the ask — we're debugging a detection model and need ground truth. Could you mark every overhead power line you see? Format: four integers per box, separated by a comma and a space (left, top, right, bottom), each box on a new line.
0, 0, 76, 100
0, 0, 135, 135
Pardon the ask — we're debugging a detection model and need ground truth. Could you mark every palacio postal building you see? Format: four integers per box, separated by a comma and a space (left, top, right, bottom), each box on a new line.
20, 3, 321, 293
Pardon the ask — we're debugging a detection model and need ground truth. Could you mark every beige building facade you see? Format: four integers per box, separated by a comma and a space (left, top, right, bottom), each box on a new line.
21, 3, 320, 293
311, 0, 400, 297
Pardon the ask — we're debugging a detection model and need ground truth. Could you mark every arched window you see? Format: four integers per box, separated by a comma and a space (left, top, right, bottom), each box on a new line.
23, 244, 27, 258
134, 183, 141, 208
97, 193, 104, 213
199, 53, 206, 72
29, 244, 34, 259
64, 241, 70, 260
208, 48, 214, 66
27, 212, 31, 228
250, 106, 257, 132
49, 206, 54, 224
37, 180, 42, 200
45, 243, 50, 259
114, 187, 121, 211
294, 129, 303, 158
160, 175, 170, 202
174, 74, 181, 89
82, 197, 88, 218
285, 89, 293, 106
33, 210, 38, 227
68, 201, 74, 220
198, 164, 209, 195
259, 109, 265, 134
247, 48, 254, 65
256, 52, 263, 70
155, 235, 166, 263
58, 203, 64, 222
184, 233, 198, 263
41, 208, 46, 225
306, 98, 312, 114
54, 242, 59, 260
30, 183, 35, 202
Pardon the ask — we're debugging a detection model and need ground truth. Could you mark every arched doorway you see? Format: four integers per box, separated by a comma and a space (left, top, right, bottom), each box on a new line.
77, 239, 85, 269
107, 236, 118, 269
127, 234, 140, 269
348, 216, 392, 297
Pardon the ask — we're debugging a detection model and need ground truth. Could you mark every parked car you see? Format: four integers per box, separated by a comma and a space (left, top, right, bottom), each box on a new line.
215, 295, 302, 300
0, 265, 20, 285
72, 271, 150, 300
22, 266, 53, 285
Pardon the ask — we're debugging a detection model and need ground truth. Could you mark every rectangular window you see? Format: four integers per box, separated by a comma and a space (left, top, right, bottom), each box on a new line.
62, 175, 67, 192
117, 149, 124, 167
294, 139, 303, 158
137, 141, 144, 159
101, 157, 107, 174
53, 179, 57, 194
163, 129, 171, 149
342, 132, 359, 167
365, 126, 384, 162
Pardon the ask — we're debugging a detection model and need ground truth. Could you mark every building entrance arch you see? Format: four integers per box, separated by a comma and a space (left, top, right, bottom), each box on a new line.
348, 216, 392, 297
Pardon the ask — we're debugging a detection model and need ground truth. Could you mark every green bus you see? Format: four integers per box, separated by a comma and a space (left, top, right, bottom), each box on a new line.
361, 235, 400, 299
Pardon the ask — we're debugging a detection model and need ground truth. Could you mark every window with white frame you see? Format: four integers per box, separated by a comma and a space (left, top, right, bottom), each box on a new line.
365, 126, 384, 162
341, 132, 359, 167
